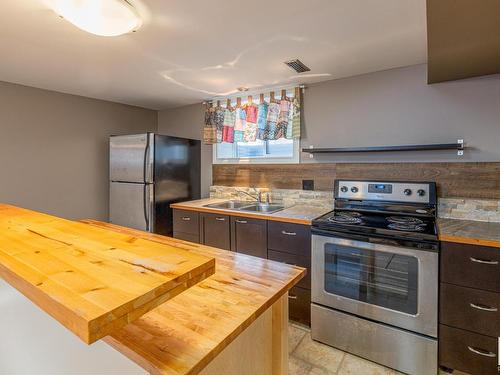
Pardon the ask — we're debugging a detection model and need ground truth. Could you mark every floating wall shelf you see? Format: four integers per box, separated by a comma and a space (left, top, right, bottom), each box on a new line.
302, 140, 465, 156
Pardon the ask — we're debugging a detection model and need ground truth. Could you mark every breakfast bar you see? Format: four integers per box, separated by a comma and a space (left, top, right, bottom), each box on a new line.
0, 204, 304, 375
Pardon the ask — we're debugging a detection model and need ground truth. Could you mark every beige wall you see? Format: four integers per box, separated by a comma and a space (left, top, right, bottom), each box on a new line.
0, 81, 157, 220
157, 103, 212, 197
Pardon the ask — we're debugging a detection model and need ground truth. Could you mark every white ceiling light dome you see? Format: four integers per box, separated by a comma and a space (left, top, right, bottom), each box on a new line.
43, 0, 142, 37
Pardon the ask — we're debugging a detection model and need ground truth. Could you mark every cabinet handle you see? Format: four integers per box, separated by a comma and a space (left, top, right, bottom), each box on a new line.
288, 294, 298, 300
236, 219, 247, 224
215, 217, 226, 221
470, 257, 498, 265
470, 302, 498, 312
181, 217, 191, 221
281, 230, 297, 236
467, 346, 496, 358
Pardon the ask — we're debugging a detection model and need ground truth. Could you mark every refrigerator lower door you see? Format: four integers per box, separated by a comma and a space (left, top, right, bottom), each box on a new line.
109, 182, 154, 232
110, 133, 154, 183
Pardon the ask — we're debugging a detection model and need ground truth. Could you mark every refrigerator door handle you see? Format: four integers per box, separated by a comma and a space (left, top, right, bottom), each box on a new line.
143, 184, 150, 231
143, 134, 150, 183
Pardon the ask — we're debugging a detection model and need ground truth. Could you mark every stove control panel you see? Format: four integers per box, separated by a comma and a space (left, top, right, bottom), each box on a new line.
336, 180, 436, 204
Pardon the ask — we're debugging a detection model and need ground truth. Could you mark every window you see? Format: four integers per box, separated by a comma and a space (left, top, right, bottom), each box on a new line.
213, 138, 299, 164
212, 88, 300, 164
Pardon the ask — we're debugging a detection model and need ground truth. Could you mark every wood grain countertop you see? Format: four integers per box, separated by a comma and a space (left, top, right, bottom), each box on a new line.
82, 220, 306, 375
438, 218, 500, 248
171, 198, 330, 225
0, 204, 215, 344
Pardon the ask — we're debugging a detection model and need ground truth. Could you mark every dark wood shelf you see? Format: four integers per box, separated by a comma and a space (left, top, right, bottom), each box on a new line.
302, 142, 464, 154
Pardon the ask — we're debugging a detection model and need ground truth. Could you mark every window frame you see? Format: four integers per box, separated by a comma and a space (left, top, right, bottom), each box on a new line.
212, 138, 300, 164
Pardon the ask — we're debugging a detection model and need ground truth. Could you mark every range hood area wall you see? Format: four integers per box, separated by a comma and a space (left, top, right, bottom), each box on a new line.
427, 0, 500, 83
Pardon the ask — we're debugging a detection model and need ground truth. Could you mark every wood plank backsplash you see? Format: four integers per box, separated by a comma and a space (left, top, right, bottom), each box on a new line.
213, 162, 500, 199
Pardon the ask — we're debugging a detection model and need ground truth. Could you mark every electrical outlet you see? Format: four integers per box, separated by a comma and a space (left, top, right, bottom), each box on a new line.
302, 180, 314, 191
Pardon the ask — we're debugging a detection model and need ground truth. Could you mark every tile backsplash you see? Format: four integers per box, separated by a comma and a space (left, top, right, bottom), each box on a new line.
438, 198, 500, 222
210, 185, 500, 223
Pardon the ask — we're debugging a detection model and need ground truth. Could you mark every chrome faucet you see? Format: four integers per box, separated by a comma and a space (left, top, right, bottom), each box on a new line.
237, 189, 270, 204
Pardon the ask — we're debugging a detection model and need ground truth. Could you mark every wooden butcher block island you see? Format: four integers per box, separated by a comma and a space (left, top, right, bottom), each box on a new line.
0, 204, 305, 375
0, 204, 215, 344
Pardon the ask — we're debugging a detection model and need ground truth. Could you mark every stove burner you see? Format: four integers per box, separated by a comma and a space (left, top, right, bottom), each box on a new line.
387, 223, 426, 232
327, 213, 363, 225
337, 212, 362, 218
387, 216, 424, 225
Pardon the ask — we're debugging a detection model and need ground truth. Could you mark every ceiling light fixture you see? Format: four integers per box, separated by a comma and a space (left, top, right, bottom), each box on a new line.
42, 0, 142, 37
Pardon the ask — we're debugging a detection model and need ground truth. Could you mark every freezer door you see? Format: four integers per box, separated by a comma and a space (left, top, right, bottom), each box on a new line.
109, 133, 154, 183
109, 182, 154, 232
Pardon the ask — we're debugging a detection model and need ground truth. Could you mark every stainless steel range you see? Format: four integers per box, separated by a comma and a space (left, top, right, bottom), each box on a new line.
311, 180, 439, 375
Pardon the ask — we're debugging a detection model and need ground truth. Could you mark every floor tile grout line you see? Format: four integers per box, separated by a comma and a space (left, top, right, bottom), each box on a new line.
334, 351, 347, 375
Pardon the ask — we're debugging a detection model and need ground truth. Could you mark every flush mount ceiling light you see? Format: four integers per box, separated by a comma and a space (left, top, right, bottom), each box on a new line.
43, 0, 142, 37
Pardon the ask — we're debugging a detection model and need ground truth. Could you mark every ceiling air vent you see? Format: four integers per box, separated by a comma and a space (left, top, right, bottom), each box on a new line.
284, 59, 311, 73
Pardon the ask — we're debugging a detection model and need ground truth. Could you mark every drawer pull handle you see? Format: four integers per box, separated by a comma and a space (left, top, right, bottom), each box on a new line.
236, 219, 247, 224
288, 294, 298, 300
215, 217, 226, 221
281, 230, 297, 236
470, 303, 498, 312
467, 346, 496, 358
181, 217, 191, 221
470, 257, 498, 265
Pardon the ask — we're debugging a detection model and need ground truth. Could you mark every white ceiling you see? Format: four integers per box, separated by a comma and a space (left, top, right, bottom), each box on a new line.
0, 0, 427, 110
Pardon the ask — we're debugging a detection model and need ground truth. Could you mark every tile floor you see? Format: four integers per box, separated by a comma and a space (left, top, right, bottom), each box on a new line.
288, 322, 462, 375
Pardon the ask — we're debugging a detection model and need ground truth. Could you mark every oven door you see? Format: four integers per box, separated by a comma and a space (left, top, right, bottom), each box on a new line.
312, 234, 438, 337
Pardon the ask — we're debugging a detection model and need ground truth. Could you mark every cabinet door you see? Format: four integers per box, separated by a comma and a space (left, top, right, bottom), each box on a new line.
202, 213, 230, 250
289, 286, 311, 326
172, 209, 200, 243
231, 217, 267, 258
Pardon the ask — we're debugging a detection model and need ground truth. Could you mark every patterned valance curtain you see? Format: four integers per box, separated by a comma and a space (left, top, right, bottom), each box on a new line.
203, 87, 302, 145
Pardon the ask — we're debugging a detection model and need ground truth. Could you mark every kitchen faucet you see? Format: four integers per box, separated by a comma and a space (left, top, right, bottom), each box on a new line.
237, 189, 270, 204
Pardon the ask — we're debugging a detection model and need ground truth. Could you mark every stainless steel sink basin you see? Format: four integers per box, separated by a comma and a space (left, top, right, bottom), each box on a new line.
238, 203, 285, 214
203, 201, 284, 214
203, 201, 253, 210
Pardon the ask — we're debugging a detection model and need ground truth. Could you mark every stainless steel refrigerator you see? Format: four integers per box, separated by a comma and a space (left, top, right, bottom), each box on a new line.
109, 133, 200, 235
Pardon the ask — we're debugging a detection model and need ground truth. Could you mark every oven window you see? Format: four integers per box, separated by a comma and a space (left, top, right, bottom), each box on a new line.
324, 244, 418, 314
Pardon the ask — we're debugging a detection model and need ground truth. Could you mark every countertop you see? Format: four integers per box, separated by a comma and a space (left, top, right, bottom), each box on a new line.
171, 198, 330, 225
82, 220, 305, 375
438, 218, 500, 248
0, 204, 215, 344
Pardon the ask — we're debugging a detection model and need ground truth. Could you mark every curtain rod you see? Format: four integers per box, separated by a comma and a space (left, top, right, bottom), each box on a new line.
203, 84, 305, 104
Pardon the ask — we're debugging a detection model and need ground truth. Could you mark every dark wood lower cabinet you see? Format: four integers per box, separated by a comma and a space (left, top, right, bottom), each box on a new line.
439, 241, 500, 375
288, 286, 311, 326
439, 324, 498, 375
230, 216, 267, 258
172, 231, 200, 243
268, 249, 311, 290
201, 213, 230, 250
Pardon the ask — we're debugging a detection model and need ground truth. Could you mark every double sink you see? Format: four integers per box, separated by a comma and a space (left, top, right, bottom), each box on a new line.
203, 200, 285, 214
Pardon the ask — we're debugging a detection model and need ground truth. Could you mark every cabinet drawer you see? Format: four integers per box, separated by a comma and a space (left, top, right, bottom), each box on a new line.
173, 231, 199, 244
201, 213, 230, 250
289, 286, 311, 326
268, 221, 311, 256
439, 324, 498, 375
441, 241, 500, 292
440, 283, 500, 337
173, 209, 199, 235
268, 250, 310, 289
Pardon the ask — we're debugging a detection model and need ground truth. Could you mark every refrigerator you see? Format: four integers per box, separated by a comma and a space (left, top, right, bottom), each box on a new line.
109, 133, 200, 235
